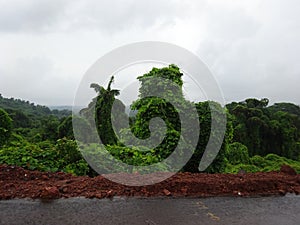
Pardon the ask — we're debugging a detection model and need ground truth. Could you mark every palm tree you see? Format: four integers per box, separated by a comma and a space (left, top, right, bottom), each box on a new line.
90, 83, 106, 96
90, 76, 120, 97
106, 76, 120, 97
79, 76, 124, 145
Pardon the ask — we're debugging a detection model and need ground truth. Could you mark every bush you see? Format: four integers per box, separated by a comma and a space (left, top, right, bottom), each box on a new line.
250, 155, 267, 168
224, 151, 300, 174
56, 138, 82, 163
226, 142, 250, 165
0, 108, 13, 146
262, 154, 300, 173
0, 138, 90, 176
225, 163, 260, 173
80, 143, 171, 174
0, 140, 59, 171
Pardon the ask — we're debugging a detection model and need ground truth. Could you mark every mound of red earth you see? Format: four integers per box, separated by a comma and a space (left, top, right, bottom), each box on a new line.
0, 164, 299, 200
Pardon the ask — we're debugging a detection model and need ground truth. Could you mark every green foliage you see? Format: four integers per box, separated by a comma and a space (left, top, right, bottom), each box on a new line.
86, 65, 193, 168
250, 155, 267, 168
259, 154, 300, 173
72, 116, 98, 144
268, 102, 300, 116
1, 67, 300, 176
104, 145, 165, 166
79, 143, 171, 174
225, 153, 300, 174
63, 159, 90, 175
40, 115, 60, 141
225, 142, 250, 165
130, 97, 182, 164
58, 116, 74, 139
6, 109, 31, 128
245, 98, 269, 108
56, 138, 82, 163
92, 76, 124, 145
227, 98, 300, 160
182, 101, 227, 173
119, 126, 182, 166
0, 138, 89, 176
225, 164, 260, 173
0, 95, 71, 142
137, 64, 183, 88
0, 140, 58, 171
130, 65, 200, 170
0, 95, 70, 119
0, 108, 13, 146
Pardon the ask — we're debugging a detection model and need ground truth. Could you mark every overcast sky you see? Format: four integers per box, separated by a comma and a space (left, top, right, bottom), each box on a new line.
0, 0, 299, 106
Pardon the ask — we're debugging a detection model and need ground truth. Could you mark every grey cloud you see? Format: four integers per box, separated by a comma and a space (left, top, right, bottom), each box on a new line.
0, 0, 188, 34
0, 0, 69, 32
205, 7, 260, 41
0, 0, 299, 106
65, 0, 188, 33
196, 1, 300, 105
0, 56, 77, 105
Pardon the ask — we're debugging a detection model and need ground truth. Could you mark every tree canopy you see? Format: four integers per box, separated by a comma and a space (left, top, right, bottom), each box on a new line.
0, 65, 300, 175
0, 108, 12, 146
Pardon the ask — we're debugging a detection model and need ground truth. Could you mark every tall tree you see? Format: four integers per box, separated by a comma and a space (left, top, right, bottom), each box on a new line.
94, 76, 123, 145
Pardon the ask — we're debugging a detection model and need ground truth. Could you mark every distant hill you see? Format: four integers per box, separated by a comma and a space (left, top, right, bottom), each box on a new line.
49, 105, 84, 115
49, 105, 73, 111
0, 94, 71, 121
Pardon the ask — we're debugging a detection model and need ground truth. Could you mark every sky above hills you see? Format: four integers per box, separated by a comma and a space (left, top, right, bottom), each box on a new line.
0, 0, 299, 106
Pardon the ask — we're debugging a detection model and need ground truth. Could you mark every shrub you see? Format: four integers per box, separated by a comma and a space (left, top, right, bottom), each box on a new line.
225, 163, 260, 173
226, 142, 250, 165
250, 155, 267, 168
0, 108, 13, 146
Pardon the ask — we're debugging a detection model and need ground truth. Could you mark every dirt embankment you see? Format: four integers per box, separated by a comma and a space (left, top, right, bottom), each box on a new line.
0, 165, 299, 200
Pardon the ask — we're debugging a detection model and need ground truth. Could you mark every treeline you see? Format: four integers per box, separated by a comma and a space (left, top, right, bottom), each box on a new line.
0, 94, 70, 119
0, 96, 89, 176
0, 65, 300, 175
227, 99, 300, 160
0, 95, 71, 142
225, 99, 300, 173
78, 65, 300, 174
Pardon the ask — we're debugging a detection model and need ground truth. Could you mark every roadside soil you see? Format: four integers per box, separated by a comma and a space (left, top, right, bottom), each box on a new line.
1, 164, 299, 200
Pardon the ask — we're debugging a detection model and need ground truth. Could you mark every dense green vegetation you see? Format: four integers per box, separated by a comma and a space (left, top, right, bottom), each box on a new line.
0, 65, 300, 175
0, 96, 90, 175
227, 98, 300, 160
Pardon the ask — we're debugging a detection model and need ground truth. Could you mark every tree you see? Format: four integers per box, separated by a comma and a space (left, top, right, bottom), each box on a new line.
0, 108, 13, 146
268, 102, 300, 116
93, 76, 124, 145
132, 69, 179, 142
226, 142, 250, 165
87, 65, 228, 172
128, 65, 228, 172
227, 98, 300, 160
40, 115, 60, 142
78, 76, 127, 145
129, 65, 194, 165
58, 116, 74, 139
182, 101, 228, 173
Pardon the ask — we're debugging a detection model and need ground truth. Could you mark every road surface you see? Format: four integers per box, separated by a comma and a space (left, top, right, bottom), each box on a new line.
0, 195, 299, 225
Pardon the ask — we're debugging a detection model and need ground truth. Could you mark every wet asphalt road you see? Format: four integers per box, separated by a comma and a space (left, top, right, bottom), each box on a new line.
0, 195, 299, 225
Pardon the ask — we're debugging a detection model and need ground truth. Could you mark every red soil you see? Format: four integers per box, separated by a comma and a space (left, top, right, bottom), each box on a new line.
0, 164, 299, 200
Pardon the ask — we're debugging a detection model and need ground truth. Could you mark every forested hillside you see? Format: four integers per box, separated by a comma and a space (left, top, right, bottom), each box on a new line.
0, 94, 70, 120
227, 99, 300, 159
0, 65, 300, 176
0, 95, 71, 140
